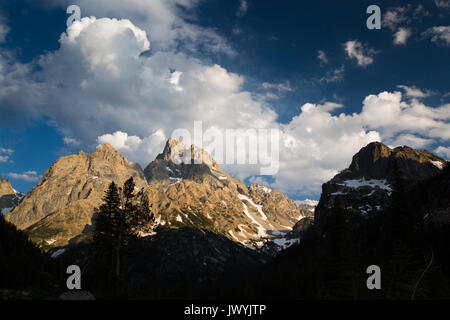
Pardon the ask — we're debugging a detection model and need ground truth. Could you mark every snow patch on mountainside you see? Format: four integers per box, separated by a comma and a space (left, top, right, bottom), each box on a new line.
273, 237, 300, 249
238, 193, 268, 221
51, 248, 66, 259
240, 201, 267, 238
257, 185, 272, 194
337, 178, 392, 191
430, 160, 444, 170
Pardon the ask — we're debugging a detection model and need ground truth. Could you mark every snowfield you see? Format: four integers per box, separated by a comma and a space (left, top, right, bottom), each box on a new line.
337, 178, 392, 192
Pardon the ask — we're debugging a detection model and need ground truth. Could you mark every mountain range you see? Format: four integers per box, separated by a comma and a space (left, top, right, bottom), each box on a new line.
1, 139, 449, 299
5, 139, 311, 253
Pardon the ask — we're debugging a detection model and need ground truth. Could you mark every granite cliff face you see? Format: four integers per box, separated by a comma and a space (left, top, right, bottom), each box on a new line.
0, 177, 24, 216
7, 140, 308, 251
6, 144, 147, 249
315, 142, 447, 227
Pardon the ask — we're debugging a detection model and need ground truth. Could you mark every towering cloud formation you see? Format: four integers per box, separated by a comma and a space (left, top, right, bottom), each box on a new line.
0, 15, 449, 199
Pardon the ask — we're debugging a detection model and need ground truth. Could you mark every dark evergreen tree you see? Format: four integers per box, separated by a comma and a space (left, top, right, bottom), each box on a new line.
89, 177, 154, 296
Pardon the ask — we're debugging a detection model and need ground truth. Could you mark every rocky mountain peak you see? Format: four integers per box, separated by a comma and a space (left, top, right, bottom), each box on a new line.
6, 144, 147, 247
0, 176, 15, 196
341, 142, 445, 182
0, 176, 24, 216
315, 142, 448, 226
348, 142, 391, 173
157, 138, 186, 161
88, 144, 125, 164
156, 138, 220, 169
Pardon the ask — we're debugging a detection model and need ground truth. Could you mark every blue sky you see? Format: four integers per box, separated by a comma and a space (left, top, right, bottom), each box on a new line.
0, 0, 449, 200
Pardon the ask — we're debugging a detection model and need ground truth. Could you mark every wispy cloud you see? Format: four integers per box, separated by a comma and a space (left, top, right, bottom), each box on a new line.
63, 137, 80, 146
397, 85, 437, 99
262, 80, 294, 92
344, 41, 377, 67
393, 28, 412, 45
0, 13, 9, 43
236, 0, 248, 18
0, 147, 13, 163
422, 26, 450, 46
435, 146, 450, 159
320, 65, 344, 83
383, 5, 429, 30
383, 5, 429, 45
317, 50, 328, 65
434, 0, 450, 9
8, 171, 40, 182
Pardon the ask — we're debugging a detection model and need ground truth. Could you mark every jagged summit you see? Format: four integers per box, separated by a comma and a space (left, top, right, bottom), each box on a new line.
156, 138, 185, 161
0, 176, 15, 196
156, 138, 221, 169
144, 138, 223, 186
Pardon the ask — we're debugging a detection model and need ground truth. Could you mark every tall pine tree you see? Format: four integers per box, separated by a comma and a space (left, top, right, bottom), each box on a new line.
90, 177, 154, 296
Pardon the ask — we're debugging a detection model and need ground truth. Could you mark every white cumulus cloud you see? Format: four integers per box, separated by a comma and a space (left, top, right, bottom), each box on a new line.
43, 0, 235, 55
0, 15, 449, 200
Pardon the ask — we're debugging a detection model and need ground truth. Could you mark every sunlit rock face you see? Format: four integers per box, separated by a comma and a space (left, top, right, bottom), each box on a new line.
0, 177, 24, 216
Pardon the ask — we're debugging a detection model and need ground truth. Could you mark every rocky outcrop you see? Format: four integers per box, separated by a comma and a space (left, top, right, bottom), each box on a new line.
315, 142, 447, 226
0, 177, 24, 216
6, 144, 147, 249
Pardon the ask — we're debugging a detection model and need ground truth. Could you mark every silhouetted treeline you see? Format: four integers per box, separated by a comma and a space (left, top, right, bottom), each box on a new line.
0, 213, 56, 292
